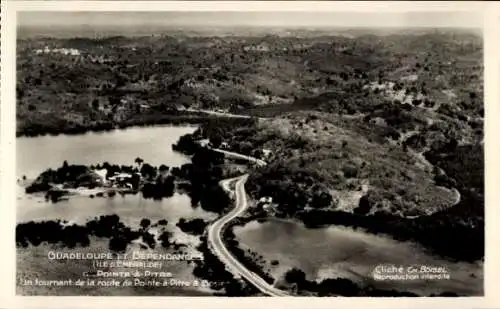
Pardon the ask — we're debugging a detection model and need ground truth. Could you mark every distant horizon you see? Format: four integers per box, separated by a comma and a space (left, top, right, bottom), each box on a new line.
17, 26, 482, 40
19, 11, 483, 29
18, 24, 483, 30
17, 11, 483, 39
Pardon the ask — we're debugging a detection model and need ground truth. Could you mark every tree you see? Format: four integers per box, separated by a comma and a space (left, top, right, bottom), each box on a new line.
159, 164, 169, 173
140, 218, 151, 230
445, 138, 458, 152
91, 99, 99, 110
238, 141, 253, 156
161, 176, 175, 197
158, 231, 172, 248
130, 173, 140, 190
209, 133, 223, 149
342, 165, 358, 178
135, 157, 144, 166
251, 149, 264, 159
354, 194, 372, 215
311, 191, 333, 208
109, 96, 121, 106
285, 268, 306, 285
172, 134, 198, 155
424, 99, 435, 108
109, 236, 128, 252
140, 163, 157, 180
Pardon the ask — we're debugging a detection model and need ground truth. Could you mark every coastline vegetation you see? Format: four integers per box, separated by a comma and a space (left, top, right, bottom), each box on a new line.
176, 218, 208, 236
15, 215, 173, 252
24, 144, 233, 214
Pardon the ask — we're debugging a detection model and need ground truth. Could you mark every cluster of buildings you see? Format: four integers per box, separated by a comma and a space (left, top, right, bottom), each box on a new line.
33, 47, 114, 64
261, 149, 272, 160
34, 47, 81, 56
86, 54, 114, 64
243, 43, 271, 52
92, 169, 140, 190
196, 139, 230, 150
257, 196, 277, 214
197, 138, 273, 160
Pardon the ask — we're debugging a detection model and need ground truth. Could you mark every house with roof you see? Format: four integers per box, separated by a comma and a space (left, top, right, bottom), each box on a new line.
93, 169, 108, 185
108, 173, 132, 182
258, 196, 273, 209
259, 196, 273, 204
262, 149, 273, 159
198, 139, 211, 147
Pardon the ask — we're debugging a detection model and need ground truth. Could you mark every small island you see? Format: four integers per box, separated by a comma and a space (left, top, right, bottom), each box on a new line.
16, 214, 174, 252
24, 145, 235, 215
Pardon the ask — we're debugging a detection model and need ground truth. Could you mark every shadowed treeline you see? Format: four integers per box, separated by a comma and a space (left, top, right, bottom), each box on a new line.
16, 214, 173, 252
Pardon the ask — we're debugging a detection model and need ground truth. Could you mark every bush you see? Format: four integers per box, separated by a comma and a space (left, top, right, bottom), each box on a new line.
342, 165, 358, 178
355, 194, 372, 215
140, 218, 151, 229
109, 236, 128, 252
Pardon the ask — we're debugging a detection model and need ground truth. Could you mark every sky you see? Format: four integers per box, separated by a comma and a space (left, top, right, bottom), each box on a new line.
18, 11, 483, 29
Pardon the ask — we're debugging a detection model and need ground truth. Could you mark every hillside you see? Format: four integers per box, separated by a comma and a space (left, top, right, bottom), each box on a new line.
17, 31, 482, 136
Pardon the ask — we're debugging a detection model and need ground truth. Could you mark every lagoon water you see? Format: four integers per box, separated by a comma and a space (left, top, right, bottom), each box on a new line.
16, 125, 218, 227
15, 125, 484, 296
17, 125, 198, 179
234, 219, 484, 296
16, 125, 217, 296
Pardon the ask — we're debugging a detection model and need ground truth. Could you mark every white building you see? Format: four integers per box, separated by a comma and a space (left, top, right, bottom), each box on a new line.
262, 149, 273, 159
198, 139, 211, 147
34, 47, 81, 56
259, 196, 273, 204
108, 173, 132, 181
94, 169, 108, 185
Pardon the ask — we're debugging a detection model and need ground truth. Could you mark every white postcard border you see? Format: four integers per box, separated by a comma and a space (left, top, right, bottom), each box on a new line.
1, 1, 499, 309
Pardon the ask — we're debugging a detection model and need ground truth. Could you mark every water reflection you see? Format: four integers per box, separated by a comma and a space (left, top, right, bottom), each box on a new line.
234, 219, 483, 296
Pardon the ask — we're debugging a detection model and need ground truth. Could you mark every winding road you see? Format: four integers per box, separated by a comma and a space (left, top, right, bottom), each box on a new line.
185, 108, 254, 119
207, 149, 288, 296
211, 148, 267, 167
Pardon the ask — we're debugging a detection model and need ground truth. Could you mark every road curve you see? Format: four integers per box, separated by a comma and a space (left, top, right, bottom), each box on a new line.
208, 169, 288, 296
185, 108, 255, 119
211, 148, 267, 167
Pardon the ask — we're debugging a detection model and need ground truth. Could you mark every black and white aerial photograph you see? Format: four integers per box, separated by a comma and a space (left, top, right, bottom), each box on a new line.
12, 7, 485, 297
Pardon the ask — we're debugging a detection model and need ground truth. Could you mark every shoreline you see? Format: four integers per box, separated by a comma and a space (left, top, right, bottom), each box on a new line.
16, 110, 256, 138
236, 216, 484, 266
16, 117, 203, 138
227, 217, 483, 296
